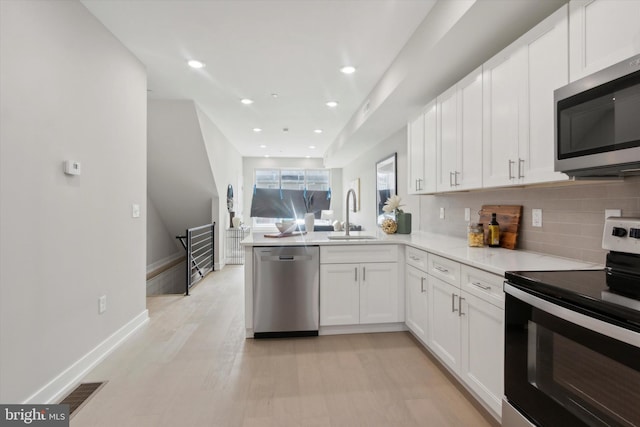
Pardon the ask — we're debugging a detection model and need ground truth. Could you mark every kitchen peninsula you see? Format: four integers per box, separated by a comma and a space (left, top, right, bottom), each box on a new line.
242, 230, 598, 336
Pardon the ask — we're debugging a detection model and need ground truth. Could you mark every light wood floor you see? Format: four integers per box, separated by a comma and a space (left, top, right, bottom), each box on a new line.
71, 266, 497, 427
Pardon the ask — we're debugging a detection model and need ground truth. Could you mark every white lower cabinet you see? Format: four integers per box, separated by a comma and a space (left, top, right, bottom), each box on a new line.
320, 245, 399, 326
418, 257, 504, 418
460, 290, 504, 416
405, 264, 429, 344
429, 277, 462, 370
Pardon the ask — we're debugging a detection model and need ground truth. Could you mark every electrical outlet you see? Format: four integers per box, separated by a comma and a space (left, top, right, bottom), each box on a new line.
464, 208, 470, 222
605, 209, 621, 219
99, 295, 107, 314
532, 209, 543, 227
440, 207, 445, 220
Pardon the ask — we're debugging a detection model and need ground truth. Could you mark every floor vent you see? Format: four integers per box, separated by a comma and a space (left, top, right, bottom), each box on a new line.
59, 381, 106, 417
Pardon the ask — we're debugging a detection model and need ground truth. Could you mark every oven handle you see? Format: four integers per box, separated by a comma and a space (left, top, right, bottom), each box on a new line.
504, 282, 640, 348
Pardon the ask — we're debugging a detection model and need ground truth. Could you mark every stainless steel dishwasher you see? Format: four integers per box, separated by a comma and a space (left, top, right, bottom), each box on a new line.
253, 246, 319, 338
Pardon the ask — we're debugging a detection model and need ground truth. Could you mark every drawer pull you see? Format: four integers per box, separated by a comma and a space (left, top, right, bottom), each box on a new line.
452, 293, 458, 312
435, 266, 449, 273
420, 277, 426, 293
471, 281, 491, 290
410, 255, 421, 261
459, 297, 465, 317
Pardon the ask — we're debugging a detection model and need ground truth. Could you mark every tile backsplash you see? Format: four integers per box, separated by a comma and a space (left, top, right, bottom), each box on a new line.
418, 176, 640, 264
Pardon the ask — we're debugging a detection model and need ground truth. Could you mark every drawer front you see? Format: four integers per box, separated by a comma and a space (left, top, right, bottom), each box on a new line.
427, 254, 461, 286
320, 244, 398, 264
406, 246, 428, 271
461, 265, 504, 308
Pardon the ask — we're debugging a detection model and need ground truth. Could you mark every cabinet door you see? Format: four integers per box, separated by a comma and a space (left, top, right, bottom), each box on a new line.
482, 45, 524, 188
460, 291, 504, 416
569, 0, 640, 82
360, 263, 399, 324
521, 5, 570, 185
429, 276, 461, 373
457, 66, 483, 190
423, 100, 438, 194
320, 263, 359, 326
408, 113, 425, 194
406, 265, 428, 344
436, 85, 458, 191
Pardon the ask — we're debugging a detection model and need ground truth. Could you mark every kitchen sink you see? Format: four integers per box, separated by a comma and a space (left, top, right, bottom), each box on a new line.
326, 235, 377, 240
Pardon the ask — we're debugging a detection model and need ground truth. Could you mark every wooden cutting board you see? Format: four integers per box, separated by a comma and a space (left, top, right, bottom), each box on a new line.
478, 205, 522, 250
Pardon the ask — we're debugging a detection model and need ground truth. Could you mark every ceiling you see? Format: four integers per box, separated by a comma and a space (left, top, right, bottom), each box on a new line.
81, 0, 437, 160
81, 0, 567, 166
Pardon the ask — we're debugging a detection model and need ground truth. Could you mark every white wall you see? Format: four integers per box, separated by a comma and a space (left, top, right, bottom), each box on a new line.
0, 0, 147, 403
340, 128, 419, 231
146, 195, 181, 269
196, 106, 243, 266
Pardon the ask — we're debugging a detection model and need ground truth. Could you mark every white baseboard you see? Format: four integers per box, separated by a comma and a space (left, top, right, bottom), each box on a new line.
146, 252, 182, 274
23, 310, 149, 404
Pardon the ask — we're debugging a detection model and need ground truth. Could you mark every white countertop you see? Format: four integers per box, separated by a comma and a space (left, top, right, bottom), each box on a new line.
242, 230, 602, 276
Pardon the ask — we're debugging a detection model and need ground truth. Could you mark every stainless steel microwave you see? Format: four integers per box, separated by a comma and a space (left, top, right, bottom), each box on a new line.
554, 54, 640, 178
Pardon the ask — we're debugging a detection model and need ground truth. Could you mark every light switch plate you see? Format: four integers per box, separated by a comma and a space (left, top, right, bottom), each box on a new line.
132, 204, 140, 218
440, 207, 445, 220
464, 208, 470, 222
98, 295, 107, 314
532, 209, 543, 227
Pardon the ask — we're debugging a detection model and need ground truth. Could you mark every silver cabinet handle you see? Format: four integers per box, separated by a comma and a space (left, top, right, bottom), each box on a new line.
409, 255, 421, 261
452, 293, 458, 312
518, 158, 525, 179
508, 160, 515, 180
417, 178, 423, 191
454, 171, 460, 186
435, 266, 449, 273
420, 277, 425, 293
449, 171, 454, 187
363, 266, 366, 282
472, 281, 491, 290
459, 297, 465, 316
355, 267, 358, 282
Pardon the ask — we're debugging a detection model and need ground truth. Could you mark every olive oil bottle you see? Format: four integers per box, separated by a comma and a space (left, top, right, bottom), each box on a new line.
488, 213, 500, 247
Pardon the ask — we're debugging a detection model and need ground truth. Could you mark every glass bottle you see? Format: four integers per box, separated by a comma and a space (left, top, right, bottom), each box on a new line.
488, 213, 500, 247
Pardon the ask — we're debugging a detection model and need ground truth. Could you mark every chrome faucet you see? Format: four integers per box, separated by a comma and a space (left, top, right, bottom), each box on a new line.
345, 188, 357, 236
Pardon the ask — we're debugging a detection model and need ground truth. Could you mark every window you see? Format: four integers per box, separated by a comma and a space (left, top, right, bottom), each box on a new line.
252, 168, 331, 227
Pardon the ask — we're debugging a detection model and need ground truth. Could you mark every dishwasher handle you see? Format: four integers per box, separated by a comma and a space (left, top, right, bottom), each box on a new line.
263, 254, 313, 262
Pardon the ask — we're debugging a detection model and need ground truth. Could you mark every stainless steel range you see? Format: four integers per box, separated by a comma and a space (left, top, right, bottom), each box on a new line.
503, 217, 640, 427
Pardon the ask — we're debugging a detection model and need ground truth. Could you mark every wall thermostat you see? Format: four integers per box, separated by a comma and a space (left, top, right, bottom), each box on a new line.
64, 160, 81, 176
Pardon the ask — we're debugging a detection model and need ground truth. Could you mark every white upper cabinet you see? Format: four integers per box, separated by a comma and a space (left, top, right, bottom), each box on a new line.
408, 112, 425, 194
482, 44, 524, 188
437, 67, 483, 191
521, 5, 570, 184
483, 5, 569, 187
569, 0, 640, 82
407, 100, 437, 194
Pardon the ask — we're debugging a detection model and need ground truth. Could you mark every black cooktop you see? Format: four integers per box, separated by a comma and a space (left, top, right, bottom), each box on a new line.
505, 269, 640, 330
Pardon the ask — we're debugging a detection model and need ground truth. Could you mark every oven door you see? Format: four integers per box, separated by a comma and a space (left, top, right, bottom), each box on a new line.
504, 283, 640, 427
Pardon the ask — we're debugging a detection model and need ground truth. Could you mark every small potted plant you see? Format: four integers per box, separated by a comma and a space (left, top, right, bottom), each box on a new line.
382, 195, 411, 234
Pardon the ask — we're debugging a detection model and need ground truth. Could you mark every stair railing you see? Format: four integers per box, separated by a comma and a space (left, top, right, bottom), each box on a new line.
176, 222, 215, 295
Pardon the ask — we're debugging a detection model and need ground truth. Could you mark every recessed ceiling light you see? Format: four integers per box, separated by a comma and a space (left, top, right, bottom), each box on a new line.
282, 128, 289, 133
340, 66, 356, 74
253, 128, 262, 133
240, 98, 254, 105
259, 144, 267, 149
309, 145, 316, 149
187, 60, 205, 69
314, 129, 323, 134
326, 101, 338, 108
271, 93, 279, 98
